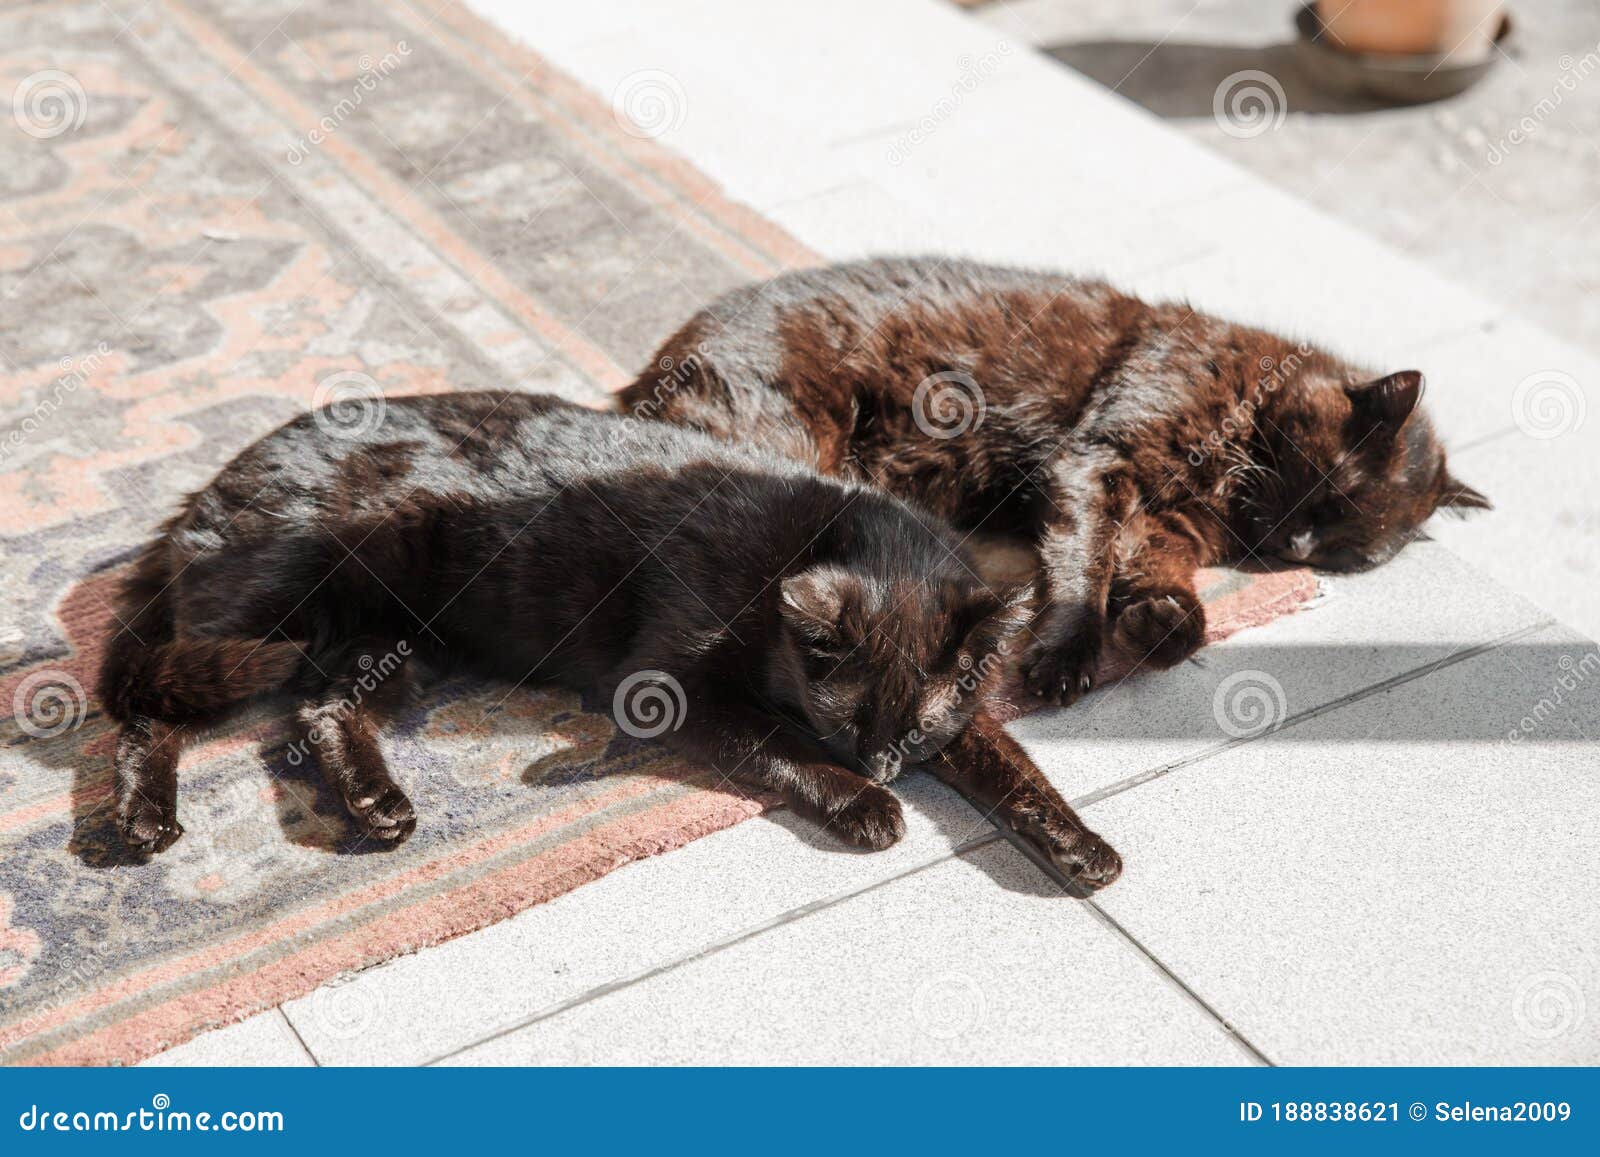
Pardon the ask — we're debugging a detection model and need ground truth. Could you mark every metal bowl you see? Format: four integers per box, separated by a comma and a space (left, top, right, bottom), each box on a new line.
1292, 3, 1512, 104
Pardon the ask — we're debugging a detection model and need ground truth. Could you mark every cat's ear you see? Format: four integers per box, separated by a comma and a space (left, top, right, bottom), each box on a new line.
1346, 370, 1423, 429
1437, 472, 1492, 513
779, 566, 862, 647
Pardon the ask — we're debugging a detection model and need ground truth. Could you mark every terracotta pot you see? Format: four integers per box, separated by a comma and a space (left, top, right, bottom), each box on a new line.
1316, 0, 1504, 63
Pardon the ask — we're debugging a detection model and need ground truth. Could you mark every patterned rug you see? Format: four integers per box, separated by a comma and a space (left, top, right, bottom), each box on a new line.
0, 0, 1318, 1065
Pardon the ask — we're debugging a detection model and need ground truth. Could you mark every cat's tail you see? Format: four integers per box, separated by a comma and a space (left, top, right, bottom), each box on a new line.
100, 636, 303, 724
98, 539, 303, 725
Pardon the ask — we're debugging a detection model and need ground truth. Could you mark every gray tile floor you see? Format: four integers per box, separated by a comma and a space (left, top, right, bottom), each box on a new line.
1094, 625, 1600, 1066
146, 0, 1598, 1065
978, 0, 1600, 363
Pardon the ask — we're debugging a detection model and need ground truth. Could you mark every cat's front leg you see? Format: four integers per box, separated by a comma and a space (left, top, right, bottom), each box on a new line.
1108, 514, 1208, 669
1111, 591, 1205, 668
1023, 453, 1125, 706
649, 689, 905, 850
1020, 612, 1104, 707
928, 713, 1120, 891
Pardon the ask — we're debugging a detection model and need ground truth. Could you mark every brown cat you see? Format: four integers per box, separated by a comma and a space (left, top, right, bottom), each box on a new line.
618, 257, 1490, 706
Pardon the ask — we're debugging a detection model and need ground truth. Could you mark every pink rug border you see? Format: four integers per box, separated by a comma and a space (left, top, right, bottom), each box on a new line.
27, 789, 767, 1065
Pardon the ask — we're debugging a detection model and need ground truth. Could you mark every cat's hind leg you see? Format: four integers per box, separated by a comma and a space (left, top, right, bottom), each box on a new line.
109, 636, 307, 854
113, 717, 191, 854
101, 603, 305, 852
296, 636, 418, 845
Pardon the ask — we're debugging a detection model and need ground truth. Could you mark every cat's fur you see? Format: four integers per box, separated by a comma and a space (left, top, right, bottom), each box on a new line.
618, 257, 1491, 705
100, 391, 1121, 887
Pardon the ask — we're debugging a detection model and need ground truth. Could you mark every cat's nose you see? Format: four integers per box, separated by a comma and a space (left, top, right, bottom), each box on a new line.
1286, 531, 1316, 561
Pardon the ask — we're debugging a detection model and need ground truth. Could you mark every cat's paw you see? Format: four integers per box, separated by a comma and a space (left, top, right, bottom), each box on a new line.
1012, 810, 1122, 892
346, 783, 417, 843
119, 796, 183, 855
1112, 593, 1206, 669
825, 782, 906, 851
1022, 632, 1103, 707
1048, 829, 1122, 893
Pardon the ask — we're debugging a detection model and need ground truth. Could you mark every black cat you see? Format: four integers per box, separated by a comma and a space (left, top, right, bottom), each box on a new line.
99, 391, 1118, 886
